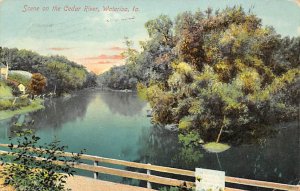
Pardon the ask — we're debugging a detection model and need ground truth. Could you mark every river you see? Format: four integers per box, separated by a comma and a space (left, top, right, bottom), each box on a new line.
0, 90, 299, 189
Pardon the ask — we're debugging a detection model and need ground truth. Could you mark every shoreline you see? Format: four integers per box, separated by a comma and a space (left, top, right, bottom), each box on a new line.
0, 99, 44, 121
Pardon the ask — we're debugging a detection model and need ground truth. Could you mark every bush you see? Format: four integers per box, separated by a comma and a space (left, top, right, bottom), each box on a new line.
0, 130, 84, 191
14, 97, 31, 107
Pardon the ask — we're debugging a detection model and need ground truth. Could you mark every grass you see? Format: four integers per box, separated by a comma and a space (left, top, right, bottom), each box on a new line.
0, 99, 44, 120
8, 73, 30, 86
202, 142, 230, 153
0, 81, 44, 120
0, 81, 13, 97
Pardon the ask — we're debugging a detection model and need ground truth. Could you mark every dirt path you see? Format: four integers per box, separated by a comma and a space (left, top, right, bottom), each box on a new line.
0, 166, 14, 191
1, 165, 155, 191
66, 176, 156, 191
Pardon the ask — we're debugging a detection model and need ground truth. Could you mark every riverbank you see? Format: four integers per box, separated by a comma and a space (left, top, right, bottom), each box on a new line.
0, 99, 44, 121
95, 86, 135, 93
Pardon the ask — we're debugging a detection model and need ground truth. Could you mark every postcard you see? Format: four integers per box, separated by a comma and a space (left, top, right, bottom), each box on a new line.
0, 0, 299, 191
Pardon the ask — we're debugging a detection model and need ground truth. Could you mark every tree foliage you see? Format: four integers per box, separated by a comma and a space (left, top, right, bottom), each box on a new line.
28, 73, 47, 96
0, 130, 83, 191
100, 7, 300, 142
0, 47, 97, 94
45, 61, 87, 93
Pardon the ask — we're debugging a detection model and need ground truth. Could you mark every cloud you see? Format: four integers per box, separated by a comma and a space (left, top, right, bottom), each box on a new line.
108, 46, 126, 51
84, 54, 124, 60
79, 54, 124, 74
96, 61, 114, 65
97, 61, 116, 64
298, 26, 300, 34
49, 47, 73, 51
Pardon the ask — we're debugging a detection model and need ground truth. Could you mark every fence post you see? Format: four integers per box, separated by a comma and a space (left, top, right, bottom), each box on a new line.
147, 163, 152, 189
94, 161, 98, 179
195, 168, 225, 191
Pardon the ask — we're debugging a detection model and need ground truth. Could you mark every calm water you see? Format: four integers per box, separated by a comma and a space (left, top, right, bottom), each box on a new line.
0, 90, 299, 188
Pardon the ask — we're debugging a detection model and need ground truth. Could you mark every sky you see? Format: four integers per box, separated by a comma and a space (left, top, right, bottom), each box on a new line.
0, 0, 299, 74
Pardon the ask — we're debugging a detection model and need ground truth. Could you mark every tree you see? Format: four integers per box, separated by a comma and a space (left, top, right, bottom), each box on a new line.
139, 7, 299, 143
28, 73, 47, 96
98, 7, 299, 143
45, 61, 87, 93
0, 47, 92, 94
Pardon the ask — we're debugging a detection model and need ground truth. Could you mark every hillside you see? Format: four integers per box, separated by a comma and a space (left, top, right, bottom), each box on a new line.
0, 47, 97, 94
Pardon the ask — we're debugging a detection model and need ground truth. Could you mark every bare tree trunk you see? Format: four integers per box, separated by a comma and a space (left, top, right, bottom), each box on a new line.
54, 85, 56, 95
12, 97, 17, 105
216, 116, 226, 143
5, 62, 8, 80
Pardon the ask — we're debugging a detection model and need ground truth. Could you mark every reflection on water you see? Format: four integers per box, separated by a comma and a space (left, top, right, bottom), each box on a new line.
0, 90, 298, 187
132, 122, 299, 188
131, 124, 299, 190
100, 92, 146, 116
136, 125, 203, 169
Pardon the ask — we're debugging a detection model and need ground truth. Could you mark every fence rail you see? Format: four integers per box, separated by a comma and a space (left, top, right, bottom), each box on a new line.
0, 144, 299, 191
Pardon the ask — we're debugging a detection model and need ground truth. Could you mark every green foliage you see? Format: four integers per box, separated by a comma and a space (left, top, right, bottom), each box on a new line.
0, 48, 95, 94
146, 84, 175, 124
136, 82, 147, 100
202, 142, 230, 153
0, 99, 13, 110
176, 132, 204, 165
0, 97, 30, 111
98, 38, 140, 90
8, 73, 31, 86
98, 65, 138, 90
145, 15, 173, 45
46, 61, 87, 93
178, 132, 202, 147
99, 15, 176, 89
137, 7, 300, 143
0, 81, 13, 97
178, 117, 193, 130
0, 130, 83, 191
98, 7, 299, 144
0, 99, 44, 120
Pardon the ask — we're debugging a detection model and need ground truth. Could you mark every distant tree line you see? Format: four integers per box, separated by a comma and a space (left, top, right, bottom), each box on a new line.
0, 47, 97, 95
98, 7, 300, 142
98, 39, 139, 90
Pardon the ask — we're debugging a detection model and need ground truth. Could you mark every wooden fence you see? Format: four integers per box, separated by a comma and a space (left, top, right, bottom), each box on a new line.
0, 144, 299, 191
